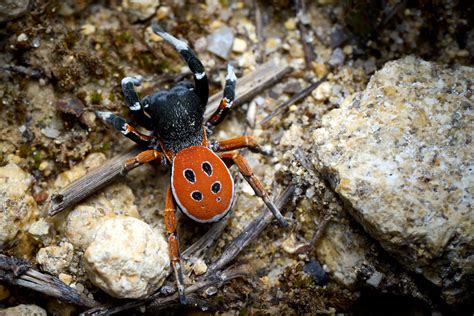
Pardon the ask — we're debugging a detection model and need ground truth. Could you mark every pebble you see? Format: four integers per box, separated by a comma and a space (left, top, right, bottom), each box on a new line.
0, 162, 36, 247
312, 81, 333, 101
328, 47, 345, 67
232, 37, 247, 53
36, 242, 74, 275
59, 273, 73, 285
122, 0, 159, 21
84, 217, 170, 299
207, 26, 234, 60
284, 18, 297, 30
28, 218, 50, 242
265, 38, 281, 55
303, 258, 328, 285
192, 258, 208, 276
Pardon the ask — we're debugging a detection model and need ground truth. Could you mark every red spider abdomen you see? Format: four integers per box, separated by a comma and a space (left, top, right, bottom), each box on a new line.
171, 146, 234, 223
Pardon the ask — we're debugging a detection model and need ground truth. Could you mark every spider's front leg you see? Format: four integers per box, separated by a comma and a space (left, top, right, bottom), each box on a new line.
220, 151, 289, 227
206, 64, 237, 132
96, 111, 156, 147
121, 75, 154, 130
152, 22, 209, 108
164, 187, 187, 304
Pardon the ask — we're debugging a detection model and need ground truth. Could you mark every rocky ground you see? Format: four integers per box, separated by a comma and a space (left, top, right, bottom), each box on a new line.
0, 0, 473, 315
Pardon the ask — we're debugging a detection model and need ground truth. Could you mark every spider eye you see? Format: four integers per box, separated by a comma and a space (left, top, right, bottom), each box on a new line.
211, 181, 221, 194
184, 169, 195, 183
202, 162, 212, 176
191, 191, 203, 201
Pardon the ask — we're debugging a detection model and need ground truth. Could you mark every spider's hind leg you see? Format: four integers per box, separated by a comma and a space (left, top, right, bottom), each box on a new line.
151, 22, 209, 108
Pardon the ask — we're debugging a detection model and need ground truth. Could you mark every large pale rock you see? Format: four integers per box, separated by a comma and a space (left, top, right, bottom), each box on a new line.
0, 162, 36, 248
84, 217, 170, 299
313, 56, 473, 303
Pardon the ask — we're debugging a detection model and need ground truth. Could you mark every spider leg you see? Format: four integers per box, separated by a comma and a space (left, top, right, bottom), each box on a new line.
122, 149, 164, 174
151, 22, 209, 108
206, 64, 237, 131
96, 111, 156, 147
165, 186, 187, 304
121, 75, 154, 130
220, 151, 289, 227
211, 135, 270, 155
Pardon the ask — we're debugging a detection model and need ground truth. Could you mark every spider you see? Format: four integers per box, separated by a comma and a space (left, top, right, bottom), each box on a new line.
96, 22, 288, 304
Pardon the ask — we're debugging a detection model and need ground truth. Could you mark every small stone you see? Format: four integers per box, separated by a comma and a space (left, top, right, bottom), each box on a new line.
312, 62, 328, 78
81, 24, 96, 36
303, 258, 328, 285
28, 218, 50, 241
366, 271, 383, 288
232, 37, 247, 53
84, 217, 170, 299
17, 33, 28, 42
312, 81, 333, 101
329, 48, 345, 67
265, 37, 281, 55
207, 26, 234, 60
0, 304, 47, 316
0, 162, 36, 247
122, 0, 159, 21
192, 258, 208, 276
343, 45, 353, 55
36, 242, 74, 275
284, 18, 297, 30
59, 273, 73, 285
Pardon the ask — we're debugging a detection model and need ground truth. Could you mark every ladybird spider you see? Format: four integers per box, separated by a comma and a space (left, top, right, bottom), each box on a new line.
96, 22, 288, 304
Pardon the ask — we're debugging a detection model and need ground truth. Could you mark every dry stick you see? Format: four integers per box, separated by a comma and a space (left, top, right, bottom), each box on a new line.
293, 148, 332, 254
81, 265, 246, 316
205, 184, 295, 275
259, 75, 327, 127
294, 0, 315, 68
0, 254, 98, 308
49, 59, 291, 216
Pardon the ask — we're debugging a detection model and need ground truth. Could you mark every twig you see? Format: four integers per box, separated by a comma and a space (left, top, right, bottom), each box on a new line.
81, 265, 246, 315
49, 59, 291, 216
48, 146, 142, 216
259, 76, 327, 127
254, 0, 265, 63
0, 254, 98, 308
205, 184, 295, 275
182, 217, 229, 263
293, 0, 316, 68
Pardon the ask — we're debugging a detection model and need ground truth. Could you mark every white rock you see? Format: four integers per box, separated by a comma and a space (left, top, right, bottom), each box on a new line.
313, 56, 474, 304
64, 183, 140, 250
36, 242, 74, 275
0, 162, 36, 248
84, 217, 170, 299
232, 38, 247, 53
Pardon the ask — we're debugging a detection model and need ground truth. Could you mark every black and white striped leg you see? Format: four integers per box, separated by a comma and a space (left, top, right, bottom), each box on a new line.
151, 22, 209, 108
121, 76, 154, 130
96, 111, 155, 147
206, 64, 237, 131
